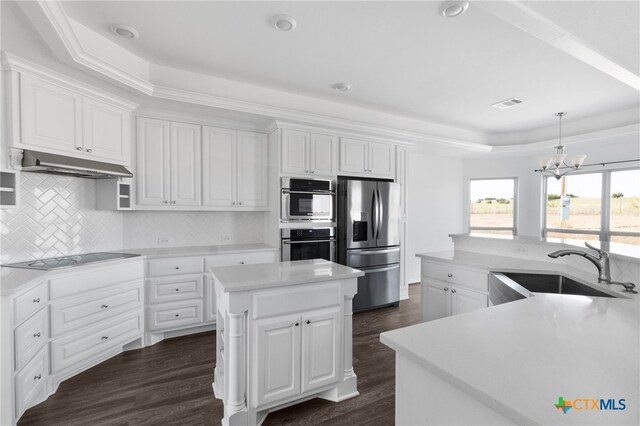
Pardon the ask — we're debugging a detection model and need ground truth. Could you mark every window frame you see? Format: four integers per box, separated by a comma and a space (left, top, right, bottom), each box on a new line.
468, 177, 518, 236
541, 167, 640, 243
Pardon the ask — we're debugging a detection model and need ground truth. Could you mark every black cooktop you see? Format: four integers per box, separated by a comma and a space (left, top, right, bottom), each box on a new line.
2, 252, 140, 270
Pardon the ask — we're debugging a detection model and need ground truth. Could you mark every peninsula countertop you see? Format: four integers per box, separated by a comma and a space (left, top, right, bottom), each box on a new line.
381, 251, 639, 425
210, 259, 364, 293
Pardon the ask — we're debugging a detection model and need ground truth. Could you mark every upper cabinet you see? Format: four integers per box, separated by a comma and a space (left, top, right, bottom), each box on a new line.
202, 126, 269, 209
281, 129, 337, 177
136, 118, 201, 207
16, 73, 134, 165
339, 137, 395, 179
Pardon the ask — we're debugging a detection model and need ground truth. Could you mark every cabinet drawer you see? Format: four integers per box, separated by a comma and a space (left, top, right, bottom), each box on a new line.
251, 282, 342, 320
146, 300, 203, 331
49, 260, 144, 300
13, 281, 48, 326
205, 251, 276, 268
147, 274, 203, 304
147, 257, 203, 277
15, 346, 47, 417
50, 283, 142, 337
422, 262, 488, 292
50, 312, 142, 373
14, 309, 48, 370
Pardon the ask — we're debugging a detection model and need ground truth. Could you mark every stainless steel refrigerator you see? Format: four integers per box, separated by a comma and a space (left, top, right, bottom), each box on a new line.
338, 178, 401, 312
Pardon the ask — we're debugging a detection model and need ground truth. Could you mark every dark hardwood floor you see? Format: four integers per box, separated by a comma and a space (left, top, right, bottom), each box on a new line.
19, 284, 421, 426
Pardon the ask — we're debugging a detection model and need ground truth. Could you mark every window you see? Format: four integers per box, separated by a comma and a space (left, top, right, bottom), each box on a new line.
469, 178, 517, 235
543, 168, 640, 245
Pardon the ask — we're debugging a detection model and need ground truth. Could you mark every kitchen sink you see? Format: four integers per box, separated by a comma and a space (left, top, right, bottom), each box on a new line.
489, 272, 617, 306
502, 273, 615, 298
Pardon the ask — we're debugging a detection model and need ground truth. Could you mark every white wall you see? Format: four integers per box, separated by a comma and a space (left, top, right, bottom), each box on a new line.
407, 150, 464, 283
462, 136, 640, 237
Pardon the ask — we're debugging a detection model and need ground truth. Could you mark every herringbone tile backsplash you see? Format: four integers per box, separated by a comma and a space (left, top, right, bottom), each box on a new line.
1, 174, 266, 264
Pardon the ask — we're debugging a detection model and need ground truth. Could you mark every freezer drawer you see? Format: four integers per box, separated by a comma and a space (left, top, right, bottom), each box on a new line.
353, 263, 400, 312
346, 247, 400, 268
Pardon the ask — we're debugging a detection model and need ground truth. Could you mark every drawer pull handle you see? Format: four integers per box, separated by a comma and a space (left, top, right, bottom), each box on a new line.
175, 314, 180, 317
444, 287, 449, 291
451, 289, 457, 293
294, 322, 299, 326
33, 332, 41, 338
306, 320, 311, 324
101, 336, 109, 340
175, 288, 180, 292
33, 374, 42, 381
33, 298, 41, 304
175, 266, 180, 269
101, 304, 109, 309
447, 273, 453, 278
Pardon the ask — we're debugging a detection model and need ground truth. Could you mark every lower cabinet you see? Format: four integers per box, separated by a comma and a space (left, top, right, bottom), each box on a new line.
420, 260, 489, 322
254, 306, 340, 407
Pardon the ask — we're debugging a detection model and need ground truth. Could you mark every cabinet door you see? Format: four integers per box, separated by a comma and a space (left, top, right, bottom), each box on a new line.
451, 287, 488, 316
421, 281, 451, 322
236, 131, 268, 207
82, 98, 130, 163
301, 307, 340, 393
20, 74, 83, 154
136, 118, 170, 206
309, 133, 337, 176
170, 122, 201, 206
339, 138, 368, 174
254, 314, 301, 408
368, 141, 395, 178
202, 126, 236, 207
281, 129, 309, 175
203, 275, 217, 323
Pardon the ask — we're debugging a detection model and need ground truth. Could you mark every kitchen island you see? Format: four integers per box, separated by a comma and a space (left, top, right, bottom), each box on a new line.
210, 259, 364, 426
381, 250, 639, 425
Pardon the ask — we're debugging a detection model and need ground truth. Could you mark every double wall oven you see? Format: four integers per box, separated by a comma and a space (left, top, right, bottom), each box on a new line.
280, 177, 336, 263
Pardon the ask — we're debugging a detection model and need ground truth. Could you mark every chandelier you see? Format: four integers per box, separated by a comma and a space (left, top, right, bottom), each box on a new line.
537, 112, 586, 180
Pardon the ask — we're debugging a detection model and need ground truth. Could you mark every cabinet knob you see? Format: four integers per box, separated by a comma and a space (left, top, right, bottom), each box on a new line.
171, 201, 176, 204
101, 336, 109, 340
86, 148, 93, 153
238, 202, 242, 205
163, 200, 169, 204
305, 170, 309, 174
33, 298, 40, 304
101, 304, 109, 309
175, 314, 180, 317
294, 322, 299, 326
306, 320, 311, 324
75, 146, 82, 151
33, 374, 42, 381
447, 273, 453, 278
444, 287, 449, 291
175, 288, 180, 292
310, 170, 315, 174
232, 201, 236, 205
239, 261, 245, 264
33, 332, 41, 338
451, 289, 457, 293
175, 266, 180, 269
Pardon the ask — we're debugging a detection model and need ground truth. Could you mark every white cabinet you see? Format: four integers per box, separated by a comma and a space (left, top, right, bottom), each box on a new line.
339, 137, 395, 178
18, 74, 133, 165
203, 126, 269, 209
136, 118, 201, 207
300, 307, 340, 393
281, 129, 337, 177
420, 260, 489, 322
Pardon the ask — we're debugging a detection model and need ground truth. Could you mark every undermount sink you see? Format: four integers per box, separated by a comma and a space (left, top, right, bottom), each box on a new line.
502, 272, 615, 298
489, 272, 618, 306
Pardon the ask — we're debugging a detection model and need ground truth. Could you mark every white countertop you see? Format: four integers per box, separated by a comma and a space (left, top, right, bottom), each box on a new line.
210, 259, 364, 293
0, 267, 48, 296
381, 251, 639, 425
120, 243, 278, 258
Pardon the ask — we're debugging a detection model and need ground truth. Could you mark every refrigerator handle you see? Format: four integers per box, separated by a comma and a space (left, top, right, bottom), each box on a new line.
371, 188, 378, 241
376, 187, 383, 241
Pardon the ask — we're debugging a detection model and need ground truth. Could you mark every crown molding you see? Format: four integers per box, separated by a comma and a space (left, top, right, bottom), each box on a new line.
134, 108, 269, 133
1, 53, 138, 110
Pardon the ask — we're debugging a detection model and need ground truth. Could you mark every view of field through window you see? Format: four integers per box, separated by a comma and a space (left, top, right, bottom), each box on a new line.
469, 178, 515, 233
545, 169, 640, 245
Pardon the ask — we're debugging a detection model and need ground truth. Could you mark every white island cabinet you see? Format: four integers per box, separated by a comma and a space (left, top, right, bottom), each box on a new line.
210, 259, 363, 426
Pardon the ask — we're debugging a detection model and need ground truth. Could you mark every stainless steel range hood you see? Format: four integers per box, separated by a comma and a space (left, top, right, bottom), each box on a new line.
20, 150, 133, 179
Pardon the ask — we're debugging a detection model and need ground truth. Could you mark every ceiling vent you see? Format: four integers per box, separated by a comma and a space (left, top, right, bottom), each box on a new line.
491, 98, 524, 110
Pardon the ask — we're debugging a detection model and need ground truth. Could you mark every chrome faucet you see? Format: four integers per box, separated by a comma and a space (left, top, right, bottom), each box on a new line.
548, 242, 611, 284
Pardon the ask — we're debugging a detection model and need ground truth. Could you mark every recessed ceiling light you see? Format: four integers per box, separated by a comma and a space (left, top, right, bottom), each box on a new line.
270, 15, 297, 32
110, 25, 139, 39
491, 98, 524, 110
332, 83, 351, 92
440, 1, 469, 18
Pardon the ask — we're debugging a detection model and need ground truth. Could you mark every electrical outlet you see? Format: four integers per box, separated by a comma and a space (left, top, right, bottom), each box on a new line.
514, 245, 528, 255
158, 237, 170, 245
220, 232, 231, 242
